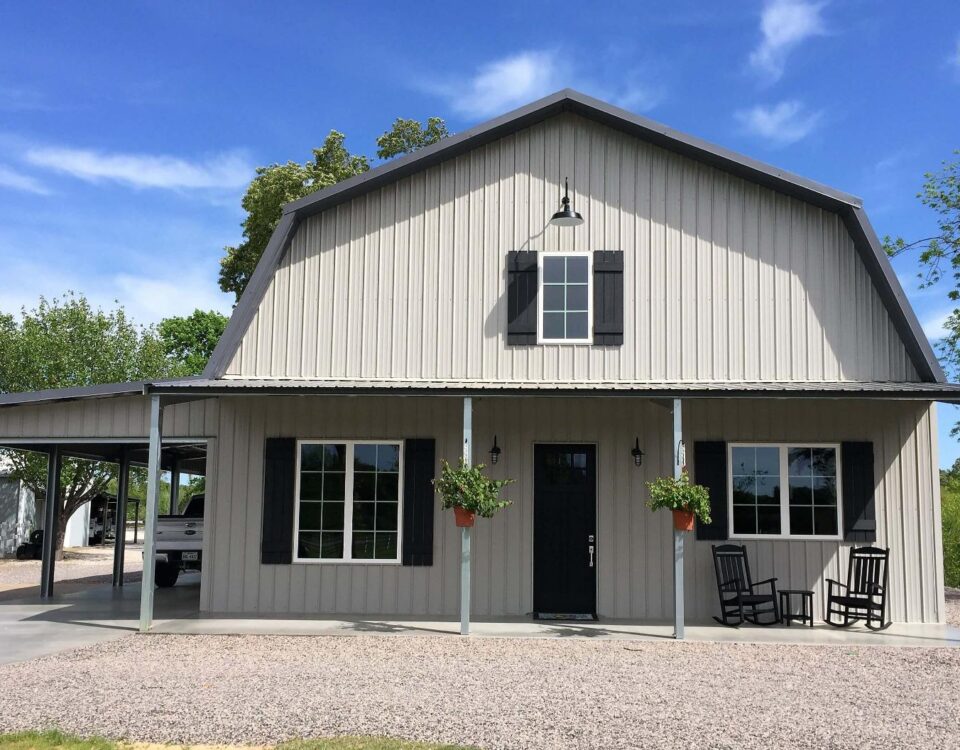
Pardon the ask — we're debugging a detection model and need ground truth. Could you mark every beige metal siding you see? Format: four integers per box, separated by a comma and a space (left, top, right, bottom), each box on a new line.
225, 112, 918, 383
205, 395, 942, 623
0, 396, 219, 439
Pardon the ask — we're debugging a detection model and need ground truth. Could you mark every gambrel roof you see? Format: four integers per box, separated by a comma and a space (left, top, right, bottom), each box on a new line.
204, 89, 943, 382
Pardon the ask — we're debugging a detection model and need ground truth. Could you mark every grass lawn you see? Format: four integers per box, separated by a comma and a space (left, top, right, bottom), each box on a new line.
0, 732, 478, 750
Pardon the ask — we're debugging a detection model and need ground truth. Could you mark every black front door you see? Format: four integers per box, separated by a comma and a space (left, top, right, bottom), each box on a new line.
533, 444, 597, 618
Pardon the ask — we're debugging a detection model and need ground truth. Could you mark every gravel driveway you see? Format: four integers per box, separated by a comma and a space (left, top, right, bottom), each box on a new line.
0, 633, 958, 750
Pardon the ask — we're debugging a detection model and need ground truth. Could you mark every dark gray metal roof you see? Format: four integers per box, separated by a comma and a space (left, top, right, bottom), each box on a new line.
187, 88, 939, 384
0, 376, 202, 408
148, 377, 960, 401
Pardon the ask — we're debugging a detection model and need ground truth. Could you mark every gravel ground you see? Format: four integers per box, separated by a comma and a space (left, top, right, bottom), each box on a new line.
0, 546, 142, 586
947, 587, 960, 627
0, 634, 958, 750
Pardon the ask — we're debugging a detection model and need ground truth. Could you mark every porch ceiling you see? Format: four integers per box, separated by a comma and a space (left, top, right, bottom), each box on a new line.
146, 377, 960, 401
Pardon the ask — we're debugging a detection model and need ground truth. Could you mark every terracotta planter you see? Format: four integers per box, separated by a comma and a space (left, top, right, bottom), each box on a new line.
672, 509, 695, 532
453, 505, 476, 527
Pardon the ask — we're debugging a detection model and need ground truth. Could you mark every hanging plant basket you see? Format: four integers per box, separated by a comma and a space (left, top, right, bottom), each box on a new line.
453, 505, 476, 527
672, 509, 695, 532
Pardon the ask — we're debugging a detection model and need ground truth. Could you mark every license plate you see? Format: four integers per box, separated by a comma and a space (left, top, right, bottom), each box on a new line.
182, 551, 198, 561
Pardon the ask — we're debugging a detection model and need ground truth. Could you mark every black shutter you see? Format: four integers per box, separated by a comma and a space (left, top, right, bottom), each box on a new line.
261, 437, 296, 564
402, 438, 436, 566
593, 251, 624, 345
694, 441, 728, 541
841, 441, 876, 542
507, 251, 538, 345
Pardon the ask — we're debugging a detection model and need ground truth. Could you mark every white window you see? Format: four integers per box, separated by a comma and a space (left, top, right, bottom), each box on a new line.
539, 252, 592, 344
294, 440, 403, 563
728, 443, 842, 540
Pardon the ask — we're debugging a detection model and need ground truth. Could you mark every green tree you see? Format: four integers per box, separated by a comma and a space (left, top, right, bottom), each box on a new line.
158, 309, 228, 376
375, 117, 449, 160
0, 294, 175, 558
218, 117, 449, 301
883, 152, 960, 429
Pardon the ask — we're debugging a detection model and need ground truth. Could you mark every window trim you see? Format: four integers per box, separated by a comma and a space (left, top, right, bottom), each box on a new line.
292, 439, 404, 565
727, 442, 844, 542
537, 251, 594, 345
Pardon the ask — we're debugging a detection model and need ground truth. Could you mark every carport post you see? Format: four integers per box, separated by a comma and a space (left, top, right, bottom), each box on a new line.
673, 398, 684, 640
112, 450, 131, 587
169, 461, 180, 515
460, 396, 472, 636
40, 445, 62, 599
139, 395, 163, 632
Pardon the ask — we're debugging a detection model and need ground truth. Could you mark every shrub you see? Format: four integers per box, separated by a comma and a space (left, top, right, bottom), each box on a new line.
942, 471, 960, 588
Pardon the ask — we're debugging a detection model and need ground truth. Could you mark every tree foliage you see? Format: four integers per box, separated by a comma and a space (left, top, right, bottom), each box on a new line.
158, 309, 228, 376
0, 294, 214, 555
218, 117, 449, 301
883, 153, 960, 433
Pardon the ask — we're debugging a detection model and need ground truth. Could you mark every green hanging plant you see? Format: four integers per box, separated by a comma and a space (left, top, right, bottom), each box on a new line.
646, 471, 712, 524
433, 458, 514, 518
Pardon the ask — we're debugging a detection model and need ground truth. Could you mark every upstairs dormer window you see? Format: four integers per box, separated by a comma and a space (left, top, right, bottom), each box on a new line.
539, 252, 593, 344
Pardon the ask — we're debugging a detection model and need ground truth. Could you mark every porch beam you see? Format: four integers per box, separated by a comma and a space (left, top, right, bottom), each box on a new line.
139, 395, 164, 632
460, 396, 472, 636
673, 398, 685, 640
112, 450, 130, 587
39, 446, 62, 599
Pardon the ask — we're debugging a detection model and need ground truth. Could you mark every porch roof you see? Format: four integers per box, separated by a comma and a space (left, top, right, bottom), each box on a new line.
145, 377, 960, 401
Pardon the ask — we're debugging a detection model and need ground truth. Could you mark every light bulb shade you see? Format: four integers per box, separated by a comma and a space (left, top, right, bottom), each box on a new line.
550, 206, 584, 226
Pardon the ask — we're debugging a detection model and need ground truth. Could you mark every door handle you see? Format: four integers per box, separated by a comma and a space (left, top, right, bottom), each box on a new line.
588, 544, 595, 568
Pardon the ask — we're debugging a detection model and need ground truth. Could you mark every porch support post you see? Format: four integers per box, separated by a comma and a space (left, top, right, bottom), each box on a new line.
139, 395, 163, 633
112, 450, 130, 587
460, 396, 472, 636
40, 446, 62, 599
169, 461, 180, 515
673, 398, 685, 640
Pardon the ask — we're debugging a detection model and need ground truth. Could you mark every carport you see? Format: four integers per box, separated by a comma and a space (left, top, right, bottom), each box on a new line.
0, 382, 217, 632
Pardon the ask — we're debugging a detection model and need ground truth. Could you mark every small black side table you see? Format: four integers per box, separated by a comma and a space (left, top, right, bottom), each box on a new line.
779, 589, 814, 627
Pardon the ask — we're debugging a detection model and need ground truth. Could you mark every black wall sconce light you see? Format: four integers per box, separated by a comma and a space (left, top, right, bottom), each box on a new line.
489, 435, 502, 465
631, 438, 644, 467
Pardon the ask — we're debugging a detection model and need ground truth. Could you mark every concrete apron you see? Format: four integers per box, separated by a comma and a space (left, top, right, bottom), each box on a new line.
2, 578, 957, 659
152, 614, 960, 647
0, 574, 200, 665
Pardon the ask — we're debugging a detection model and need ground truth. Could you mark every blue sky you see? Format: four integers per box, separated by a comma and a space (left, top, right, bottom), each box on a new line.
1, 1, 959, 462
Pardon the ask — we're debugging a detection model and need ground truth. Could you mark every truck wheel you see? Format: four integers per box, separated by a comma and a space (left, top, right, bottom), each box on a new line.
155, 560, 180, 588
15, 544, 32, 560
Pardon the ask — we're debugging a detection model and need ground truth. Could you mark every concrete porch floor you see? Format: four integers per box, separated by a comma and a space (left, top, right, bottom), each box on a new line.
156, 611, 960, 647
2, 577, 957, 665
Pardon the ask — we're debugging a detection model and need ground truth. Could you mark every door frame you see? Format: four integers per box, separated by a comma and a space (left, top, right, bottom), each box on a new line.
531, 441, 600, 617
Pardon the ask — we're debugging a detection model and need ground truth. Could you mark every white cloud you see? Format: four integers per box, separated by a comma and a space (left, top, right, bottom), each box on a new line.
950, 37, 960, 72
426, 49, 663, 119
23, 146, 253, 191
111, 272, 233, 322
921, 307, 954, 340
749, 0, 827, 82
0, 164, 50, 195
438, 51, 565, 119
735, 100, 823, 145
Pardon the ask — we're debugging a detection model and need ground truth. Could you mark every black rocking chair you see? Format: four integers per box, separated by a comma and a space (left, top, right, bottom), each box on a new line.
825, 546, 890, 631
711, 544, 780, 627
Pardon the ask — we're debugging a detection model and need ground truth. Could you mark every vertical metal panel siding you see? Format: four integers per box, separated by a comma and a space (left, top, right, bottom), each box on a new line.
0, 396, 218, 438
205, 395, 940, 623
225, 113, 918, 383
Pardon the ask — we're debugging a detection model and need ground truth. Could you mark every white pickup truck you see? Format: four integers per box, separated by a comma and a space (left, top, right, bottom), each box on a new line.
154, 494, 204, 587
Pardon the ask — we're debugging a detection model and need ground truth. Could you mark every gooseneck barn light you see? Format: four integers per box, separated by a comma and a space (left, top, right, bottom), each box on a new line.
550, 177, 584, 227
